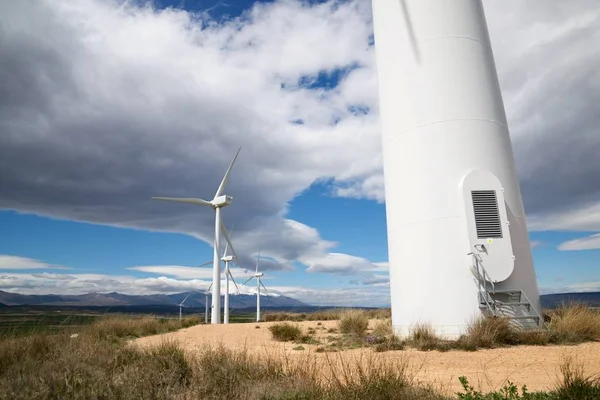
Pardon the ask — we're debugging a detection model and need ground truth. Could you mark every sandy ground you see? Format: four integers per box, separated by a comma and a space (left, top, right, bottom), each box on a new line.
134, 319, 600, 395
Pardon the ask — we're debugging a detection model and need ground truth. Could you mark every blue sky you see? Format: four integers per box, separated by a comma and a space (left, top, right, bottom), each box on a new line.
0, 0, 599, 306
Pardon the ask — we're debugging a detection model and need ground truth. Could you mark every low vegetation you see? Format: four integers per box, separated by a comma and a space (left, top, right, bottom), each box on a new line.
268, 322, 303, 342
1, 313, 600, 399
338, 309, 370, 336
266, 303, 600, 354
264, 307, 391, 322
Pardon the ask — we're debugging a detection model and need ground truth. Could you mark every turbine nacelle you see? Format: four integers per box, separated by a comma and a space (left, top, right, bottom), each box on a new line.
211, 195, 233, 208
221, 255, 234, 262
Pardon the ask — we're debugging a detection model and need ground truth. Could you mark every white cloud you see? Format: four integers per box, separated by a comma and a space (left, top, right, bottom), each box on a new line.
530, 241, 543, 249
267, 284, 391, 307
0, 272, 391, 306
304, 253, 380, 275
127, 264, 259, 280
557, 234, 600, 251
0, 272, 213, 295
0, 255, 70, 270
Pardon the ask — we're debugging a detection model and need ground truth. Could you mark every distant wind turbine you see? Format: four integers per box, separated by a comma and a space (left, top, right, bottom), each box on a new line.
198, 224, 241, 324
204, 282, 212, 324
178, 291, 192, 321
242, 251, 269, 322
152, 147, 241, 324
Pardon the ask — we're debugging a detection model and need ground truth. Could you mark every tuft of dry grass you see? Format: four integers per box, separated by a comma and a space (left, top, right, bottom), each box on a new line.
407, 324, 443, 351
463, 316, 517, 348
338, 310, 369, 337
546, 303, 600, 343
372, 318, 393, 338
268, 322, 303, 342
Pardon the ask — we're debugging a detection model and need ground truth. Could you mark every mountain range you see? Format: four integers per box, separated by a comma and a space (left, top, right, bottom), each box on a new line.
0, 290, 598, 309
0, 290, 307, 308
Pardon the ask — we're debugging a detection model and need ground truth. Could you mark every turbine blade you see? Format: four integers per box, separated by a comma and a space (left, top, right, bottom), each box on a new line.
181, 291, 192, 305
152, 197, 212, 206
220, 219, 240, 263
222, 223, 235, 257
260, 280, 268, 294
228, 268, 240, 291
198, 260, 212, 267
241, 277, 253, 286
214, 147, 241, 198
255, 250, 260, 274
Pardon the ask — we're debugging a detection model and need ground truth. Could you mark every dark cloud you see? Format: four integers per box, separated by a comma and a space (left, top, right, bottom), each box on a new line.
484, 0, 600, 229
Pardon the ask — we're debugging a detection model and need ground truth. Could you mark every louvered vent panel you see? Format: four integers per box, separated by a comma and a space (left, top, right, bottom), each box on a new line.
471, 190, 503, 239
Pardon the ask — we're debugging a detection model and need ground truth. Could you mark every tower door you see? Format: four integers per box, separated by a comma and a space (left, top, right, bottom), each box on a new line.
460, 170, 514, 283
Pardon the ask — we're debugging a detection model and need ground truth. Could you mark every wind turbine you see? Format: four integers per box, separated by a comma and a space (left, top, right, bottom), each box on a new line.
204, 283, 212, 324
152, 147, 241, 324
241, 251, 269, 322
198, 225, 241, 324
178, 291, 192, 321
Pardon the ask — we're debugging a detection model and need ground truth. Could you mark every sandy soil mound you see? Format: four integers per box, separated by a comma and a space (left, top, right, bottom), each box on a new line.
134, 319, 600, 394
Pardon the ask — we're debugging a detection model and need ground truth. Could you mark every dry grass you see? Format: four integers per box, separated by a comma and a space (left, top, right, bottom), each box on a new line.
546, 303, 600, 343
264, 308, 392, 323
338, 309, 369, 337
268, 322, 303, 342
2, 312, 600, 399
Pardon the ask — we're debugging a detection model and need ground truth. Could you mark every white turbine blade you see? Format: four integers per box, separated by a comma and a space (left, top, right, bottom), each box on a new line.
228, 268, 240, 291
220, 219, 240, 262
205, 282, 213, 293
181, 291, 192, 305
260, 280, 268, 294
198, 260, 212, 267
222, 223, 235, 257
214, 147, 241, 198
255, 250, 260, 274
241, 276, 254, 286
152, 197, 212, 206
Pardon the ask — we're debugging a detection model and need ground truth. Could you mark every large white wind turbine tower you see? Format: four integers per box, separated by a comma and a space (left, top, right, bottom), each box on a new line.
241, 251, 268, 322
371, 0, 541, 338
152, 147, 241, 324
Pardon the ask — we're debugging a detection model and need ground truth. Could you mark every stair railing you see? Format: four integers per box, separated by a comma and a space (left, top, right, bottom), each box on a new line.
518, 287, 544, 327
468, 251, 497, 316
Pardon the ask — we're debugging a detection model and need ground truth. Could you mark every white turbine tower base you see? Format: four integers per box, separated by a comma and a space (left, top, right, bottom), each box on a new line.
371, 0, 541, 338
152, 147, 241, 324
242, 251, 268, 322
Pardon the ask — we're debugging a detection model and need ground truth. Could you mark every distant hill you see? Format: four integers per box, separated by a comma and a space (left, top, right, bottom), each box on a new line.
0, 290, 596, 310
540, 292, 600, 308
0, 290, 307, 309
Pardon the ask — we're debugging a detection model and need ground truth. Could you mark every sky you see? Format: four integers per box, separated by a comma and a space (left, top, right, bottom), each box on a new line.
0, 0, 599, 307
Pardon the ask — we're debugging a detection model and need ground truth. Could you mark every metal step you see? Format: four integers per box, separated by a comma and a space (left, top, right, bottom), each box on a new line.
494, 301, 531, 307
469, 253, 543, 329
509, 315, 540, 320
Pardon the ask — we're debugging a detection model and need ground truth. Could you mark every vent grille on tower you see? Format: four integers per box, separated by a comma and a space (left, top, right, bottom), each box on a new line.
471, 190, 503, 239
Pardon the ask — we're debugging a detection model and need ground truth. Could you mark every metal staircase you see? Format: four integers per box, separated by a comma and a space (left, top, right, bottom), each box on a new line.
469, 252, 542, 328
